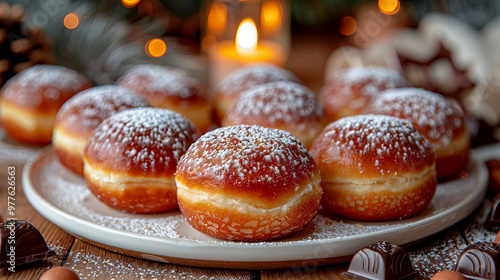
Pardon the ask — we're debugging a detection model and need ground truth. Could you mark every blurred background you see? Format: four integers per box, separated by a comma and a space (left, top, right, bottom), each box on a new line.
1, 0, 497, 84
2, 0, 500, 144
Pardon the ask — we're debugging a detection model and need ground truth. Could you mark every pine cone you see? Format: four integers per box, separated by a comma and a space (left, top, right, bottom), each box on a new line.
0, 2, 54, 86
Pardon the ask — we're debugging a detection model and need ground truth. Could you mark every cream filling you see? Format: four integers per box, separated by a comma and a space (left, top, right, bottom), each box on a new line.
323, 167, 436, 194
84, 160, 176, 191
176, 179, 321, 216
52, 128, 88, 158
0, 102, 54, 132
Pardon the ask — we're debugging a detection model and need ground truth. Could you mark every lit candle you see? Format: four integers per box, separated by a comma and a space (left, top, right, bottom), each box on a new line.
202, 0, 290, 89
208, 17, 286, 88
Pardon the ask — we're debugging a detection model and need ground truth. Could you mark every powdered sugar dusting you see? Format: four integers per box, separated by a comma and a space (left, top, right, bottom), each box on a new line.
364, 88, 465, 145
223, 81, 325, 129
216, 63, 299, 97
408, 231, 466, 278
319, 67, 408, 117
462, 197, 499, 244
177, 125, 315, 191
86, 108, 199, 174
27, 147, 485, 265
60, 248, 233, 280
327, 66, 408, 96
117, 64, 206, 101
313, 114, 434, 175
57, 85, 150, 133
2, 65, 90, 107
39, 155, 185, 239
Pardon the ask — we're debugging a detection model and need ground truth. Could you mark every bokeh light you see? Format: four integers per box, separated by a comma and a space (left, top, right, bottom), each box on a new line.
378, 0, 400, 15
122, 0, 141, 8
261, 1, 282, 32
63, 13, 79, 30
339, 16, 357, 36
207, 2, 227, 35
145, 38, 167, 57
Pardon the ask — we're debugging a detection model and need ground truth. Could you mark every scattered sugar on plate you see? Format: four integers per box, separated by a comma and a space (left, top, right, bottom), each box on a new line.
62, 249, 228, 280
27, 146, 486, 261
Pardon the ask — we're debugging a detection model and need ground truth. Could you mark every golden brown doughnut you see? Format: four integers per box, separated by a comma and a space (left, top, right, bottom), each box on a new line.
53, 85, 150, 175
319, 66, 409, 122
0, 65, 91, 144
116, 64, 212, 132
175, 125, 322, 241
214, 63, 300, 123
309, 114, 437, 221
363, 88, 470, 180
221, 81, 327, 148
83, 107, 200, 213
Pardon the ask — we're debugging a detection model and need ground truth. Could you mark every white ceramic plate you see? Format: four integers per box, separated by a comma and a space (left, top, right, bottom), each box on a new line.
23, 147, 488, 269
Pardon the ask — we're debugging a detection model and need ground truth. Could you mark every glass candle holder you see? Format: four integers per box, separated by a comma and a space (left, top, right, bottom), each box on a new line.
201, 0, 291, 89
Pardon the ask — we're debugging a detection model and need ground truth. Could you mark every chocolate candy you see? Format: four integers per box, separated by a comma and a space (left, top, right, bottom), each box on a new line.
455, 242, 500, 280
0, 220, 55, 269
343, 241, 418, 280
485, 194, 500, 228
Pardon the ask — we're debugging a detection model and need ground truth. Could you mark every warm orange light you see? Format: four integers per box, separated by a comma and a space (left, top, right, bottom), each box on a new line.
261, 1, 282, 32
236, 18, 258, 56
122, 0, 141, 8
63, 13, 79, 29
145, 38, 167, 57
207, 2, 227, 35
378, 0, 400, 15
339, 16, 357, 36
202, 35, 217, 51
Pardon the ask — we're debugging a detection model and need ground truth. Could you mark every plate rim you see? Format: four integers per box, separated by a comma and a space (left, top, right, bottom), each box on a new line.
22, 146, 488, 264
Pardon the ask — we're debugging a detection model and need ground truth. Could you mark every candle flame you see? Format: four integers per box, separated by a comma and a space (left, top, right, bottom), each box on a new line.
63, 13, 79, 29
378, 0, 400, 15
236, 18, 258, 56
261, 1, 282, 32
145, 38, 167, 57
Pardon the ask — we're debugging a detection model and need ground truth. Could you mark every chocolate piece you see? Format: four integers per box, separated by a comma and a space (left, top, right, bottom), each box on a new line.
0, 220, 55, 268
484, 194, 500, 228
455, 242, 500, 280
343, 241, 418, 280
